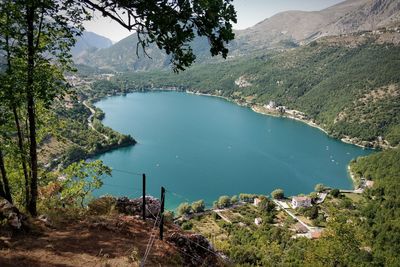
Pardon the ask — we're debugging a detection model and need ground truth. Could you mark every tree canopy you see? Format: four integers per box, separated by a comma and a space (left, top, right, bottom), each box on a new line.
0, 0, 237, 216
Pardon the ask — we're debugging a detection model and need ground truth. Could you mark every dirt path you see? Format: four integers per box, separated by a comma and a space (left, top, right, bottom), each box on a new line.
0, 215, 180, 267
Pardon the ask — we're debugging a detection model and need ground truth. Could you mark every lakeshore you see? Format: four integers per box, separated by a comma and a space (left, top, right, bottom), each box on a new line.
93, 91, 372, 208
184, 89, 387, 149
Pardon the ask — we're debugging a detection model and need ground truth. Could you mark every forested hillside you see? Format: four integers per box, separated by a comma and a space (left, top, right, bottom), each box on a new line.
350, 148, 400, 264
76, 0, 400, 72
112, 31, 400, 147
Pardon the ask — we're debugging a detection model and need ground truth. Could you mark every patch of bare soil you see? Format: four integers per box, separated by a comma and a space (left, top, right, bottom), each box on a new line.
0, 215, 182, 267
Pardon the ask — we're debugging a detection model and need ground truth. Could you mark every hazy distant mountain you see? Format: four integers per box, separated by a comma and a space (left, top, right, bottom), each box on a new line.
238, 0, 400, 48
77, 0, 400, 72
72, 31, 113, 59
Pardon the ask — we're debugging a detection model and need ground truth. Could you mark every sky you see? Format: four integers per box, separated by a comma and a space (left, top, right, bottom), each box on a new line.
83, 0, 346, 43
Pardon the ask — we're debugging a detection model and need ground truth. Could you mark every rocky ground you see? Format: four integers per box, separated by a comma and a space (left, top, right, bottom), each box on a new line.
0, 197, 225, 267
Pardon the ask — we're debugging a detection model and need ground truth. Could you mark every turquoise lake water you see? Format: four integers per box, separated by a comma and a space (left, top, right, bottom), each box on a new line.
94, 91, 372, 210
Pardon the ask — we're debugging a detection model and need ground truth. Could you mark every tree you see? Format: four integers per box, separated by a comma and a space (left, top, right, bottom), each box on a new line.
191, 199, 205, 213
217, 195, 231, 208
315, 184, 326, 193
177, 202, 191, 216
231, 195, 238, 204
80, 0, 237, 72
258, 197, 276, 213
0, 0, 237, 216
62, 160, 111, 207
309, 192, 318, 200
271, 189, 284, 200
330, 189, 340, 198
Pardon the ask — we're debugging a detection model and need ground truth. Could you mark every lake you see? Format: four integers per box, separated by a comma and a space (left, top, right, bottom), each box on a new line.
94, 91, 372, 210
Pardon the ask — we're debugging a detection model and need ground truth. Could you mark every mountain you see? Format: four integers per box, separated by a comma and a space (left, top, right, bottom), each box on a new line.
76, 0, 400, 72
238, 0, 400, 48
113, 30, 400, 147
72, 31, 113, 59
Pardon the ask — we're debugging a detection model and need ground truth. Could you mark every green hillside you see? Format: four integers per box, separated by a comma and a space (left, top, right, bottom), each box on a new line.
112, 33, 400, 147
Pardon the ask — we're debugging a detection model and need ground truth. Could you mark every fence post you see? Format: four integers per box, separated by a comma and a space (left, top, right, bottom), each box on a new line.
142, 173, 146, 220
159, 186, 165, 240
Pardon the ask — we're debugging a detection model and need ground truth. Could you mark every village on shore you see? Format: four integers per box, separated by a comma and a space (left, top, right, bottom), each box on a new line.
176, 178, 375, 241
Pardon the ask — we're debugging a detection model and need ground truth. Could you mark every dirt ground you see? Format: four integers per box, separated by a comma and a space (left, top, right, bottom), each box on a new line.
0, 215, 182, 267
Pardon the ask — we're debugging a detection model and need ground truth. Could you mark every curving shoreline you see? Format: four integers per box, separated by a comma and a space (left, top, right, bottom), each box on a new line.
185, 89, 378, 149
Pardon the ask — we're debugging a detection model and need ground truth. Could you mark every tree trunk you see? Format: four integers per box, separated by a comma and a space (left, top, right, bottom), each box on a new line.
26, 3, 38, 217
0, 149, 12, 203
12, 106, 30, 208
5, 6, 30, 209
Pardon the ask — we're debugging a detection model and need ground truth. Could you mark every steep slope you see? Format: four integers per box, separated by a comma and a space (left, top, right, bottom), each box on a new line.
112, 30, 400, 147
77, 0, 400, 72
72, 31, 113, 59
77, 33, 215, 72
236, 0, 400, 48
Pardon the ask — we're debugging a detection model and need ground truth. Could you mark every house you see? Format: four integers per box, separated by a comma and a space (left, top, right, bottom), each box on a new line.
309, 229, 323, 239
267, 101, 276, 109
254, 217, 262, 226
253, 198, 262, 207
291, 196, 312, 209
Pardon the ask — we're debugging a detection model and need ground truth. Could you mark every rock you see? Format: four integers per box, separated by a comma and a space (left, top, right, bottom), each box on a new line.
0, 197, 26, 230
115, 196, 161, 218
38, 215, 52, 226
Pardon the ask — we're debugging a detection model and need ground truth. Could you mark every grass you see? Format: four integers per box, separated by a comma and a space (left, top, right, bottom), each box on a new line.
342, 193, 363, 203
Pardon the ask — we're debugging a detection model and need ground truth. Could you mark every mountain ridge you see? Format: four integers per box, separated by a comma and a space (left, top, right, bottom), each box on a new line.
76, 0, 400, 72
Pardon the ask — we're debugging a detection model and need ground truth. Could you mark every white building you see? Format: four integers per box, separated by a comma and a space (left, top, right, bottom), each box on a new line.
253, 198, 262, 207
255, 217, 262, 226
291, 196, 312, 209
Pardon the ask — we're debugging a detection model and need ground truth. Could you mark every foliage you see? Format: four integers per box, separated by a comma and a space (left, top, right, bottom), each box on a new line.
115, 40, 400, 146
191, 199, 205, 213
81, 0, 237, 72
271, 189, 284, 199
87, 195, 116, 215
217, 195, 231, 208
177, 202, 192, 216
350, 148, 400, 265
181, 221, 193, 230
330, 189, 340, 198
231, 195, 238, 204
315, 183, 326, 193
258, 197, 276, 213
61, 160, 111, 207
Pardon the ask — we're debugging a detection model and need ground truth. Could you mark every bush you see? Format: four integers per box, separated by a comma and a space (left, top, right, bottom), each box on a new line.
181, 221, 193, 230
177, 202, 192, 216
191, 200, 205, 213
217, 195, 231, 208
212, 212, 221, 220
231, 195, 238, 204
87, 196, 116, 215
315, 183, 326, 193
330, 189, 341, 198
271, 189, 284, 199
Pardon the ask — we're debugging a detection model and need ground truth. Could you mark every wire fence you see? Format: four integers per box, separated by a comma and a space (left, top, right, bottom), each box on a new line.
99, 167, 229, 266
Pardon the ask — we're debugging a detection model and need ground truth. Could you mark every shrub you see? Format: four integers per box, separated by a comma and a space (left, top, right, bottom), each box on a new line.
177, 202, 192, 216
181, 221, 193, 230
271, 189, 284, 199
217, 195, 231, 208
330, 189, 341, 198
191, 200, 205, 213
87, 196, 116, 215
